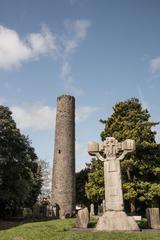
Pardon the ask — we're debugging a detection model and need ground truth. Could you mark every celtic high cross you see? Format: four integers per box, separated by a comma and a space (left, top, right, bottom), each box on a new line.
88, 137, 135, 211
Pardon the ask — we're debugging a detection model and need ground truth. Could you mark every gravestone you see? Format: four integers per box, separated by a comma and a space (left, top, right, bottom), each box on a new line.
146, 208, 160, 229
98, 204, 103, 215
88, 137, 139, 231
90, 203, 95, 216
33, 203, 40, 218
52, 203, 60, 218
75, 207, 89, 228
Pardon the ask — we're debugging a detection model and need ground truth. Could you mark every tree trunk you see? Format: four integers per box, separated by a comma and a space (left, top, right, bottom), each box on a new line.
130, 199, 136, 214
94, 202, 98, 215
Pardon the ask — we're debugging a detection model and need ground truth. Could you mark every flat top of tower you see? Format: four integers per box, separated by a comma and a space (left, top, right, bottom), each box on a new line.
57, 95, 75, 101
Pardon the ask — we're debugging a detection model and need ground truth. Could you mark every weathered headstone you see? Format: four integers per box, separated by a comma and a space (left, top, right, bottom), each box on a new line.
146, 208, 160, 229
52, 203, 60, 218
98, 204, 103, 215
51, 95, 75, 219
46, 204, 54, 217
32, 203, 40, 218
40, 204, 48, 217
75, 207, 89, 228
90, 203, 95, 216
88, 137, 139, 231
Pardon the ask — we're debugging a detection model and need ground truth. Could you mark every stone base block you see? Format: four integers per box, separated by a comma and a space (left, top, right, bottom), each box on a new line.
96, 211, 140, 231
146, 208, 160, 229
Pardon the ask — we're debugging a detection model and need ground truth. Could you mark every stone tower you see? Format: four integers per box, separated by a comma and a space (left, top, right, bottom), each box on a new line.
51, 95, 75, 219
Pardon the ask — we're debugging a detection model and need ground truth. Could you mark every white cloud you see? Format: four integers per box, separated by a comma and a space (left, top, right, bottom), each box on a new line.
27, 25, 56, 56
0, 25, 56, 70
63, 19, 91, 54
155, 127, 160, 143
61, 61, 72, 81
10, 103, 98, 130
149, 56, 160, 74
0, 20, 91, 95
137, 86, 149, 110
11, 104, 56, 130
60, 61, 84, 95
59, 19, 91, 95
76, 106, 99, 122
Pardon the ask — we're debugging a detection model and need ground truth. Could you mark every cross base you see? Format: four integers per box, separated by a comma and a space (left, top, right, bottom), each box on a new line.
96, 211, 140, 231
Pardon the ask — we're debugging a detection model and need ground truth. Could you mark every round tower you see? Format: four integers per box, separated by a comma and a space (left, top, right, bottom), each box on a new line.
51, 95, 75, 218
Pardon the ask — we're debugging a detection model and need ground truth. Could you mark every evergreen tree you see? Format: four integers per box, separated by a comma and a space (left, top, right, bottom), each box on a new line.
86, 98, 160, 214
85, 159, 104, 204
76, 168, 90, 206
0, 106, 42, 218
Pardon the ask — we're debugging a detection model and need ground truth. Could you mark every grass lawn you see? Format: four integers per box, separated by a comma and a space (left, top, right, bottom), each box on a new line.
0, 218, 160, 240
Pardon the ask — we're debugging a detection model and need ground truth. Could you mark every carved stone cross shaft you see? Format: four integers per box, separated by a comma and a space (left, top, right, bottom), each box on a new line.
88, 137, 135, 212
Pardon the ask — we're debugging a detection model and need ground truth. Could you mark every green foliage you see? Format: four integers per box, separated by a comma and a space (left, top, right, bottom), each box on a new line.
85, 159, 104, 203
86, 98, 160, 212
76, 168, 90, 205
101, 98, 160, 211
101, 98, 158, 143
137, 219, 149, 229
23, 208, 33, 218
0, 106, 42, 218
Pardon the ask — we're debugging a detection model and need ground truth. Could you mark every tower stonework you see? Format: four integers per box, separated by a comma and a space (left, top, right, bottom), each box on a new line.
51, 95, 75, 219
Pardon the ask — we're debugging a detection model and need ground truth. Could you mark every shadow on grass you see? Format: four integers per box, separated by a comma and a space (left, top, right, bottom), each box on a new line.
0, 221, 22, 230
0, 217, 56, 231
88, 217, 98, 228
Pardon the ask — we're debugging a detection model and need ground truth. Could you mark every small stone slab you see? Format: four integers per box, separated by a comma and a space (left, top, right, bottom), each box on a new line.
146, 208, 160, 229
133, 216, 142, 221
75, 207, 89, 228
90, 203, 95, 216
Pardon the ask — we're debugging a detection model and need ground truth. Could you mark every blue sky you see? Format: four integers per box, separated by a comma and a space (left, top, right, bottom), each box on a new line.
0, 0, 160, 171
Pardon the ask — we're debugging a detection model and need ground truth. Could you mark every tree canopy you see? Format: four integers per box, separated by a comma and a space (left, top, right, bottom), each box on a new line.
86, 98, 160, 214
85, 159, 104, 204
0, 106, 42, 218
76, 167, 90, 206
